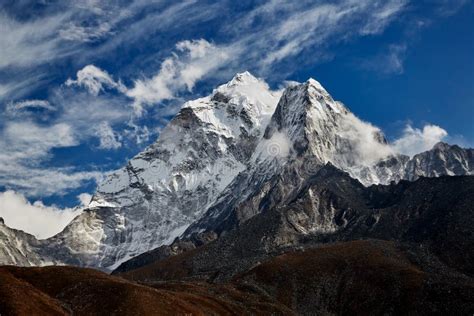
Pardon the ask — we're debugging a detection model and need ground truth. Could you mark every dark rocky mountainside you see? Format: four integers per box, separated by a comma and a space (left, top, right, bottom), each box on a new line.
234, 240, 474, 315
115, 166, 474, 279
2, 169, 473, 315
111, 170, 474, 314
1, 73, 473, 315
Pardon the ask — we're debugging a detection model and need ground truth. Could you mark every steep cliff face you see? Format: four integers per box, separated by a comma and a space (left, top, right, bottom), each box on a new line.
116, 167, 474, 283
53, 72, 281, 269
182, 78, 473, 239
0, 222, 47, 266
1, 72, 472, 271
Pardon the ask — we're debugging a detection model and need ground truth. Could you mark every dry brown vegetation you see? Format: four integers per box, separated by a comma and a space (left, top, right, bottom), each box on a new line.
2, 240, 473, 315
0, 265, 291, 315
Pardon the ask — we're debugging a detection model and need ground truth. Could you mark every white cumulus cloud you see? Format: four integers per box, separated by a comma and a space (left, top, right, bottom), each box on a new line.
339, 113, 395, 166
95, 121, 122, 150
0, 190, 82, 239
77, 192, 92, 207
67, 39, 229, 116
393, 124, 448, 157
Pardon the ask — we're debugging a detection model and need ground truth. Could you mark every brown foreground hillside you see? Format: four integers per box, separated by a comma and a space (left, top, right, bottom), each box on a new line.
2, 240, 473, 315
0, 265, 291, 315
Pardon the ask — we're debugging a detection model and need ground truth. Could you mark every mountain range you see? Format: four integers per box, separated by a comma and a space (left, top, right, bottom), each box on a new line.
1, 72, 472, 270
1, 72, 473, 315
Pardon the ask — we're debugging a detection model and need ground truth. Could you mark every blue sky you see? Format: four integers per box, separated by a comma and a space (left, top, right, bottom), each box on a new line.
0, 0, 473, 209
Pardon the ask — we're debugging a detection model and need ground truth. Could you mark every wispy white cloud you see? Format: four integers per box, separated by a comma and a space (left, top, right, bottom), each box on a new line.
362, 43, 407, 75
433, 0, 470, 17
385, 44, 407, 74
0, 165, 103, 198
209, 0, 410, 76
123, 121, 154, 145
1, 121, 77, 161
360, 0, 408, 35
88, 1, 220, 60
59, 21, 113, 43
0, 119, 104, 196
0, 190, 82, 239
68, 39, 229, 115
0, 72, 49, 102
52, 90, 130, 127
0, 1, 142, 70
6, 99, 56, 113
126, 39, 229, 114
0, 12, 73, 69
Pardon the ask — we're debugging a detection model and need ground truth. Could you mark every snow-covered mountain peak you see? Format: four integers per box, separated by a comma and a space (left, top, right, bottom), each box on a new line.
305, 77, 328, 93
213, 72, 280, 117
264, 79, 350, 155
261, 79, 396, 184
66, 72, 283, 269
305, 79, 348, 113
174, 73, 281, 142
179, 72, 280, 124
226, 71, 260, 86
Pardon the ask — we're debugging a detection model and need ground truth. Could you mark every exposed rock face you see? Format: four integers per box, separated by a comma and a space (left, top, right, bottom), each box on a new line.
0, 72, 472, 271
180, 78, 473, 240
0, 223, 46, 267
0, 72, 282, 270
116, 168, 474, 283
113, 171, 474, 314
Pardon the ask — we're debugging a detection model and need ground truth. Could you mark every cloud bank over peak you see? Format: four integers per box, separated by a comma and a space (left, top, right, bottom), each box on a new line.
0, 190, 83, 239
338, 113, 395, 166
393, 124, 448, 157
339, 115, 449, 162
